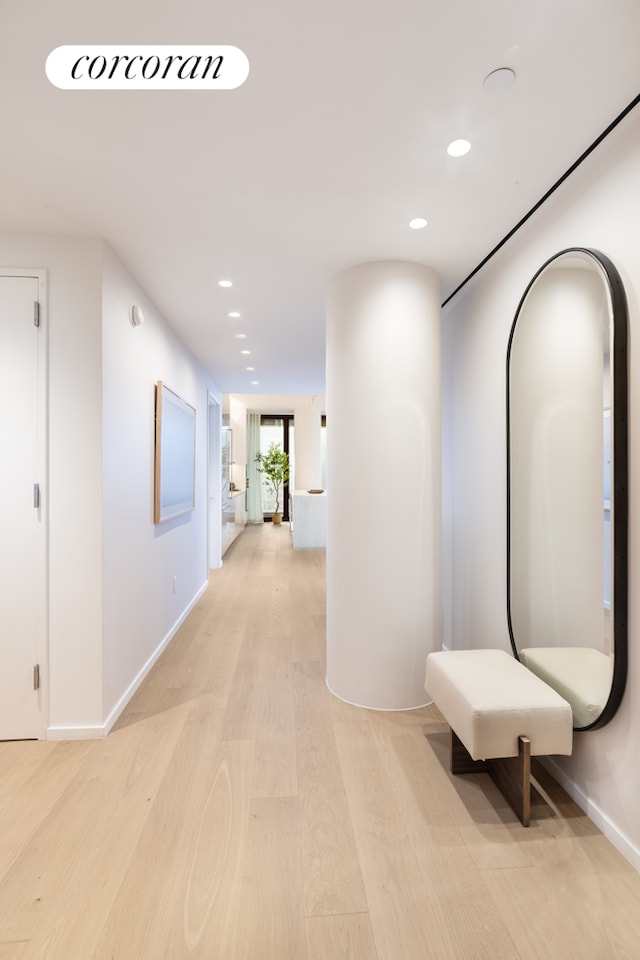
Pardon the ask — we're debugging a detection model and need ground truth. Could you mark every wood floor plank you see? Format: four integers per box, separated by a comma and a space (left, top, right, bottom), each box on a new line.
0, 740, 94, 883
334, 720, 458, 960
0, 704, 191, 950
220, 579, 270, 742
289, 550, 326, 665
327, 691, 369, 723
0, 943, 30, 959
222, 601, 297, 797
161, 738, 256, 960
233, 796, 307, 960
295, 660, 368, 917
251, 651, 297, 798
380, 729, 521, 959
305, 913, 379, 960
86, 698, 242, 960
482, 860, 640, 960
250, 570, 298, 798
479, 809, 640, 960
0, 742, 52, 808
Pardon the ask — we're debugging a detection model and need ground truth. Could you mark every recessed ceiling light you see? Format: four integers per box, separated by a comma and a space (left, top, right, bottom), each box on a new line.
228, 311, 241, 318
483, 67, 516, 93
409, 217, 428, 230
235, 333, 247, 339
447, 139, 471, 157
218, 279, 232, 288
241, 349, 250, 355
251, 381, 259, 386
246, 366, 255, 371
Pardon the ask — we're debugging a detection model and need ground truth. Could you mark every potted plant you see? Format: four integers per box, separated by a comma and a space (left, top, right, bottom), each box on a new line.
255, 442, 290, 524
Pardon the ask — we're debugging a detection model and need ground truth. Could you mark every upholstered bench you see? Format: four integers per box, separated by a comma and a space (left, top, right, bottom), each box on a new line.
425, 649, 573, 826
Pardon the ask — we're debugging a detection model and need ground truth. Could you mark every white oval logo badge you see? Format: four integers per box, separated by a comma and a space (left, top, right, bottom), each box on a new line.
46, 45, 249, 90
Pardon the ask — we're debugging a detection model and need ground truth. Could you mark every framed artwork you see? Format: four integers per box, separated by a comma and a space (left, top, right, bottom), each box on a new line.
154, 381, 196, 523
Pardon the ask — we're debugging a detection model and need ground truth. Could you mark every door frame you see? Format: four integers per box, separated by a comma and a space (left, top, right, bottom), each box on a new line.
1, 268, 48, 739
207, 392, 222, 569
259, 414, 293, 521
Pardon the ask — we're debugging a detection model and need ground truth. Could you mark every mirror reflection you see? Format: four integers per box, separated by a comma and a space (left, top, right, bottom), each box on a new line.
507, 248, 627, 730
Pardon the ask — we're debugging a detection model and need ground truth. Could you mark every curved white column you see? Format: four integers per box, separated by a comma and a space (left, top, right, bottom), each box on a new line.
326, 261, 442, 709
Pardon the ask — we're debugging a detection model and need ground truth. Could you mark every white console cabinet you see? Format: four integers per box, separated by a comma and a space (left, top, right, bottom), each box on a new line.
290, 490, 326, 549
222, 488, 246, 555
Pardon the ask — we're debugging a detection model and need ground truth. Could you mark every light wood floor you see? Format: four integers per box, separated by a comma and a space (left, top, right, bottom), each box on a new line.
2, 523, 640, 959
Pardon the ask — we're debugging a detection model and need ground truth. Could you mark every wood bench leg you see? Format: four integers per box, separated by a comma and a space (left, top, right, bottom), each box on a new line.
487, 737, 531, 827
450, 728, 487, 774
449, 729, 532, 827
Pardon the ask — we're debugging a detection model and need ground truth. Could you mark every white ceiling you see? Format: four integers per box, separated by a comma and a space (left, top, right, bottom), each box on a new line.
1, 0, 639, 394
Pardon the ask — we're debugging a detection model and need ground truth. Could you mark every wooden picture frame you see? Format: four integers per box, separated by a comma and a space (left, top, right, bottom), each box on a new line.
154, 381, 196, 523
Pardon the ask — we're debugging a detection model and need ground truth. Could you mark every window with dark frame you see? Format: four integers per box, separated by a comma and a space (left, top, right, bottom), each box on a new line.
259, 415, 293, 521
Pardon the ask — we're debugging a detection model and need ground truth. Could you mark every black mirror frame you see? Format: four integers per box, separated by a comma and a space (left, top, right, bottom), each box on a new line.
506, 247, 628, 731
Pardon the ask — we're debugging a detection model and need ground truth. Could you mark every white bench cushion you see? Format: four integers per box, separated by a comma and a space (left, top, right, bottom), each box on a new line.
425, 649, 573, 760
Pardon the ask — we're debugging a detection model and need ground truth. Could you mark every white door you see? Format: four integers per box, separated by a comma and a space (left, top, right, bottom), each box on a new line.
0, 274, 45, 739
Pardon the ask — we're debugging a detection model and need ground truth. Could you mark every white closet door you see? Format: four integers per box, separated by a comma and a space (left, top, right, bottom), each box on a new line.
0, 273, 44, 739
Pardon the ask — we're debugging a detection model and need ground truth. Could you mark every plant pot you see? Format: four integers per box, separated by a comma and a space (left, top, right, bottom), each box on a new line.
271, 513, 282, 525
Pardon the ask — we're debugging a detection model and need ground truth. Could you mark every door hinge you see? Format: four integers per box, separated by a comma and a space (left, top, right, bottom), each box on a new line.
33, 664, 40, 691
33, 483, 40, 509
34, 300, 40, 327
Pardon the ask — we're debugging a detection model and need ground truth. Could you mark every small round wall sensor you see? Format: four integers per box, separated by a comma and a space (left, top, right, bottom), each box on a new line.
130, 304, 144, 326
483, 67, 516, 93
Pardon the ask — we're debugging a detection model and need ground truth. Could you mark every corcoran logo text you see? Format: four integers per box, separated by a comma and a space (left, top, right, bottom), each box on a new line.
46, 45, 250, 90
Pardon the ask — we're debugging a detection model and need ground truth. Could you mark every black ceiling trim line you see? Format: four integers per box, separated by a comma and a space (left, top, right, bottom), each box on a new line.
441, 91, 640, 308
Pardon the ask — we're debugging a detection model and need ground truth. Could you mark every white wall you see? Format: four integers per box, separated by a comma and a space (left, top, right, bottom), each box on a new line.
101, 243, 221, 727
233, 393, 326, 413
291, 397, 323, 490
228, 394, 247, 505
442, 105, 640, 866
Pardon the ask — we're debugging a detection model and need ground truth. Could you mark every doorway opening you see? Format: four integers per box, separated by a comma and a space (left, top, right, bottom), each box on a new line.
259, 415, 293, 522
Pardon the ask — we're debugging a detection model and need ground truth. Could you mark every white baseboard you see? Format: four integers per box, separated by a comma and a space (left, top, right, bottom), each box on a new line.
47, 579, 209, 741
47, 724, 108, 741
541, 756, 640, 873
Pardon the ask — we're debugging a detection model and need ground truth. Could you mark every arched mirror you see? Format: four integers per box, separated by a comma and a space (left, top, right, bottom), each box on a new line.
507, 248, 628, 730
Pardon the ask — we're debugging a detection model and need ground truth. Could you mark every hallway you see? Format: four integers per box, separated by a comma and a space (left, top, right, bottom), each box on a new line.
1, 522, 639, 959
